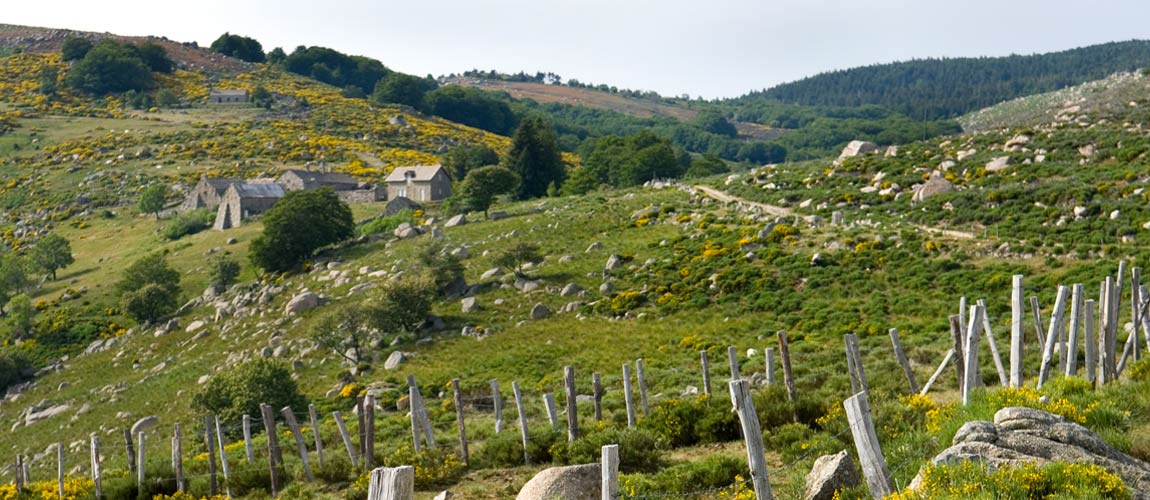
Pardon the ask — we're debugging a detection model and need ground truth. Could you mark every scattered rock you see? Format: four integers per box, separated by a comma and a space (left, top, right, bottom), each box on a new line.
284, 292, 320, 315
835, 140, 878, 165
131, 416, 159, 436
599, 282, 615, 296
394, 223, 421, 239
530, 303, 551, 320
384, 351, 412, 370
481, 267, 504, 280
585, 242, 602, 252
433, 491, 453, 500
605, 255, 623, 272
560, 283, 583, 297
1079, 144, 1097, 158
516, 463, 600, 500
804, 450, 859, 500
444, 214, 467, 228
912, 171, 956, 203
630, 205, 661, 221
461, 297, 479, 313
185, 320, 206, 333
489, 211, 508, 221
985, 156, 1013, 173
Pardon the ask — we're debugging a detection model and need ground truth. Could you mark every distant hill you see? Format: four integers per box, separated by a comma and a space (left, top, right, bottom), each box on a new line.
959, 70, 1150, 132
734, 40, 1150, 120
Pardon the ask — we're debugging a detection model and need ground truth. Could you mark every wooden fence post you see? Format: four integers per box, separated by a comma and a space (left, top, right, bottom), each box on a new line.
408, 386, 422, 453
977, 300, 1008, 387
14, 454, 23, 492
90, 435, 103, 500
366, 466, 415, 500
56, 442, 64, 499
173, 423, 184, 492
136, 432, 146, 492
601, 444, 619, 500
309, 404, 325, 468
727, 346, 740, 381
1030, 296, 1046, 351
407, 376, 436, 449
635, 359, 650, 416
889, 329, 918, 393
1133, 268, 1143, 364
282, 406, 314, 481
592, 373, 604, 421
1010, 275, 1025, 388
845, 333, 868, 394
1085, 299, 1098, 386
622, 363, 637, 428
215, 416, 233, 499
777, 331, 798, 405
564, 367, 579, 442
356, 396, 367, 461
1038, 286, 1070, 388
1101, 277, 1117, 383
333, 411, 359, 467
242, 414, 254, 464
729, 379, 773, 500
764, 347, 776, 386
1066, 284, 1084, 377
364, 395, 376, 469
962, 305, 983, 405
959, 297, 968, 351
512, 381, 530, 465
948, 315, 965, 392
845, 334, 860, 394
544, 393, 559, 428
123, 428, 136, 475
844, 391, 894, 499
260, 403, 281, 497
919, 349, 954, 396
205, 415, 219, 496
700, 350, 712, 396
490, 380, 504, 434
451, 379, 469, 466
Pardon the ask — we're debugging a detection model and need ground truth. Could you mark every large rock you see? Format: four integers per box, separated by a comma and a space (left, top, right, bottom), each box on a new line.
384, 351, 412, 370
605, 255, 623, 272
912, 171, 956, 203
910, 407, 1150, 499
516, 463, 600, 500
444, 214, 467, 228
835, 140, 878, 164
530, 303, 551, 320
284, 292, 320, 315
630, 205, 661, 221
461, 297, 479, 313
985, 156, 1013, 172
804, 450, 859, 500
560, 283, 583, 297
131, 416, 159, 436
394, 223, 421, 239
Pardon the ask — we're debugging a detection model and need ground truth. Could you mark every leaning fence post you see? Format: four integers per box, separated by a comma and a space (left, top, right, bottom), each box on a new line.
700, 350, 712, 396
622, 363, 637, 428
215, 416, 233, 499
136, 432, 146, 492
451, 379, 469, 466
845, 333, 868, 394
1085, 299, 1098, 386
889, 328, 918, 393
729, 379, 773, 500
601, 444, 619, 500
90, 434, 103, 499
777, 331, 798, 405
512, 381, 530, 465
764, 347, 776, 386
408, 386, 422, 453
1066, 284, 1084, 377
1030, 296, 1046, 351
948, 315, 965, 392
919, 349, 954, 396
282, 406, 314, 481
564, 367, 579, 442
1010, 275, 1025, 387
490, 379, 504, 433
844, 391, 894, 499
727, 346, 740, 381
366, 465, 415, 500
635, 359, 650, 416
962, 305, 984, 405
14, 454, 23, 492
242, 414, 254, 464
260, 403, 282, 497
333, 411, 359, 467
1038, 286, 1070, 389
123, 428, 136, 475
309, 404, 325, 467
977, 300, 1008, 387
544, 393, 559, 428
845, 334, 860, 394
364, 395, 376, 469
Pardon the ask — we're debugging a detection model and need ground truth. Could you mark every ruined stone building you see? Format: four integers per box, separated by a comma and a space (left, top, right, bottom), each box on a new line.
212, 183, 286, 230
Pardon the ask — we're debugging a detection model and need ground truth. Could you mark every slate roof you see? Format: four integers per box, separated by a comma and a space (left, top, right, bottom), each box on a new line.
210, 89, 249, 97
280, 170, 360, 187
386, 164, 445, 183
231, 183, 286, 199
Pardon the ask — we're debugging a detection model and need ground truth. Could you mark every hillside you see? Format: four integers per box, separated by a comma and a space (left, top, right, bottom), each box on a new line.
446, 76, 700, 121
960, 70, 1150, 132
3, 25, 1150, 500
735, 40, 1150, 120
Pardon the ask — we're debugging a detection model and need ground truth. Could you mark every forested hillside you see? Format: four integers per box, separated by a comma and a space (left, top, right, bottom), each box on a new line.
736, 40, 1150, 119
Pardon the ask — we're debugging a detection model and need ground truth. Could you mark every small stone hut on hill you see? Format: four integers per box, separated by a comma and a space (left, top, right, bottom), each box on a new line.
209, 89, 249, 104
181, 175, 241, 211
386, 164, 452, 202
213, 183, 286, 230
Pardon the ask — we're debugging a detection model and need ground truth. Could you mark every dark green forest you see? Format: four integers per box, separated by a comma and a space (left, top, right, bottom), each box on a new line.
736, 40, 1150, 119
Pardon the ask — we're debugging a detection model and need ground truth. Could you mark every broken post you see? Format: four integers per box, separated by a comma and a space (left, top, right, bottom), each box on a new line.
919, 349, 955, 396
889, 328, 918, 393
764, 347, 776, 386
592, 372, 604, 421
309, 404, 325, 467
727, 345, 740, 381
1038, 285, 1070, 388
949, 315, 966, 393
451, 379, 469, 465
205, 416, 219, 496
1030, 296, 1046, 351
635, 359, 650, 416
366, 466, 415, 500
260, 403, 282, 496
512, 381, 530, 465
242, 414, 254, 464
215, 416, 233, 499
333, 411, 359, 468
282, 406, 314, 481
543, 393, 559, 428
490, 380, 504, 434
844, 391, 894, 499
777, 331, 798, 404
962, 305, 984, 405
1085, 299, 1098, 386
601, 444, 619, 500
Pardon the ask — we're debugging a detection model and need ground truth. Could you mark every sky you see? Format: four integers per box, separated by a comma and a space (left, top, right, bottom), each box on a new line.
5, 0, 1150, 99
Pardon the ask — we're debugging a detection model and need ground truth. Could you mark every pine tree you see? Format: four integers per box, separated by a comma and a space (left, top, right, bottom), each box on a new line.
503, 116, 564, 200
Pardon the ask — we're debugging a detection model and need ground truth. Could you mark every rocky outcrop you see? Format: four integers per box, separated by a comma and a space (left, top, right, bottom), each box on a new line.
834, 141, 878, 165
805, 450, 860, 500
516, 463, 600, 500
912, 171, 956, 203
985, 156, 1013, 172
911, 407, 1150, 498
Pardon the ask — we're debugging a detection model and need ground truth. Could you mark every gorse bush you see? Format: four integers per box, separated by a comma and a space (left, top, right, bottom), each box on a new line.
357, 209, 414, 237
559, 427, 663, 473
619, 455, 747, 497
161, 209, 214, 240
889, 461, 1130, 500
640, 395, 739, 448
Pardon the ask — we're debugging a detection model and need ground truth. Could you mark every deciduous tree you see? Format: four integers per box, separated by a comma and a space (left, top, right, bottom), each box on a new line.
249, 188, 354, 272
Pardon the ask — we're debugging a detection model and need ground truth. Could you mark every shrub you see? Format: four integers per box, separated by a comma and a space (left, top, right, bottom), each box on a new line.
224, 460, 279, 497
380, 446, 465, 489
561, 428, 662, 473
476, 427, 564, 468
161, 209, 214, 240
314, 456, 356, 485
357, 209, 413, 237
122, 283, 180, 323
641, 395, 738, 448
890, 461, 1129, 499
250, 188, 354, 272
191, 359, 306, 437
620, 455, 747, 497
0, 350, 32, 394
208, 255, 241, 288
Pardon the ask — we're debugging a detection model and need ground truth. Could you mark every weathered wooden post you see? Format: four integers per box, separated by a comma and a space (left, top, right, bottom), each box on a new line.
123, 428, 136, 474
1100, 278, 1117, 384
364, 395, 376, 468
889, 329, 918, 393
1066, 284, 1084, 377
14, 454, 23, 492
1038, 286, 1070, 388
845, 333, 868, 394
962, 305, 984, 405
601, 444, 619, 500
205, 415, 219, 496
215, 416, 233, 499
976, 300, 1007, 387
729, 379, 773, 500
543, 393, 559, 428
56, 442, 64, 499
622, 363, 637, 428
700, 350, 712, 396
173, 423, 184, 492
512, 381, 530, 465
260, 403, 282, 497
727, 346, 740, 381
309, 404, 325, 467
490, 380, 504, 433
333, 411, 359, 467
242, 414, 254, 464
959, 297, 968, 349
1085, 299, 1098, 386
408, 386, 422, 453
844, 391, 894, 499
948, 315, 965, 392
282, 407, 314, 481
764, 347, 776, 386
366, 466, 415, 500
136, 432, 146, 492
356, 396, 367, 461
635, 359, 650, 416
90, 434, 103, 500
408, 376, 436, 449
777, 331, 798, 404
1030, 296, 1046, 351
845, 334, 860, 394
920, 349, 955, 396
592, 372, 604, 421
564, 367, 579, 442
1010, 275, 1025, 387
451, 379, 469, 465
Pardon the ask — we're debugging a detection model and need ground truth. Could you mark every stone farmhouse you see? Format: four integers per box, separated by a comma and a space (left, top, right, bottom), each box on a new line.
212, 183, 285, 230
278, 169, 386, 204
181, 175, 241, 211
209, 89, 249, 104
385, 164, 452, 203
